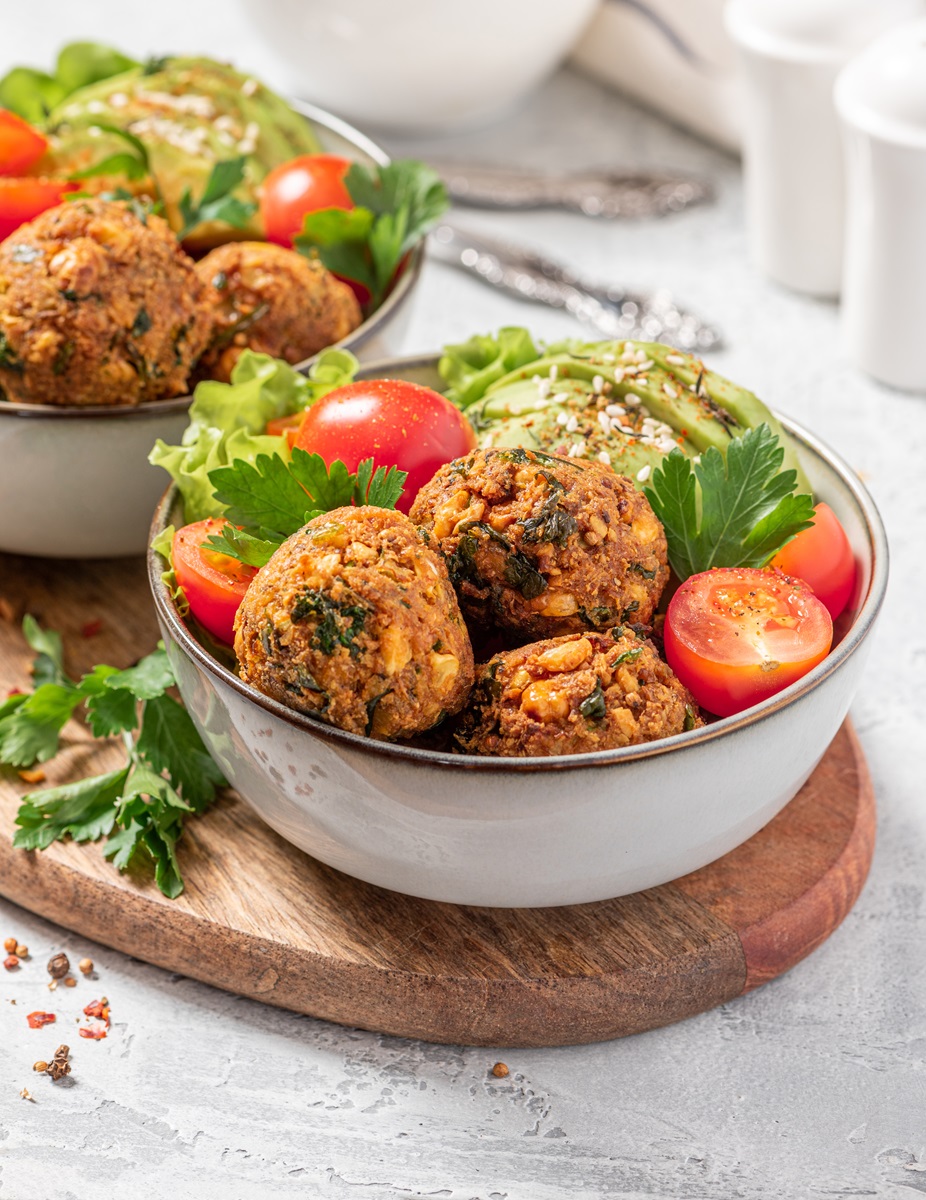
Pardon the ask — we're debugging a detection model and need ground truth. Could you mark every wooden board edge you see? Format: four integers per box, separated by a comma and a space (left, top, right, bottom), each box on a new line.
738, 723, 876, 992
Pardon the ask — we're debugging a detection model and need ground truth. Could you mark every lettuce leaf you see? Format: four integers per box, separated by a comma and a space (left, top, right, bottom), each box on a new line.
149, 349, 358, 524
438, 327, 541, 410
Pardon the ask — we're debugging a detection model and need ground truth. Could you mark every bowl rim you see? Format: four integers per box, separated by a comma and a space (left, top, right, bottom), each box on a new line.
0, 99, 421, 422
148, 352, 890, 773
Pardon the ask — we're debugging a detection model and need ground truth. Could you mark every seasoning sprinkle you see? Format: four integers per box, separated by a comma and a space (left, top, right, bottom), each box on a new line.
491, 1062, 510, 1078
78, 958, 94, 975
46, 953, 69, 980
3, 937, 16, 954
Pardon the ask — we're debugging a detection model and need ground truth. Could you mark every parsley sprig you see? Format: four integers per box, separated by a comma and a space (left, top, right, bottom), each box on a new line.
177, 156, 256, 241
294, 160, 447, 307
4, 616, 225, 898
644, 423, 815, 581
204, 449, 407, 567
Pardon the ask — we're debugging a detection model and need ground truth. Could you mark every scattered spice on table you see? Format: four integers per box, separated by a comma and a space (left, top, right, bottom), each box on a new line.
19, 1088, 34, 1102
4, 955, 19, 971
33, 1060, 48, 1073
16, 768, 45, 784
3, 937, 17, 954
78, 958, 94, 975
80, 618, 103, 639
64, 976, 77, 988
81, 996, 111, 1039
15, 943, 28, 958
46, 952, 69, 980
492, 1062, 510, 1078
26, 1011, 56, 1029
46, 1045, 71, 1081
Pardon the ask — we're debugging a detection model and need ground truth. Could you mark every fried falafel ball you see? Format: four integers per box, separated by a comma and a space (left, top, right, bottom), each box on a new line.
409, 448, 669, 641
234, 506, 475, 740
0, 198, 212, 406
194, 242, 363, 382
455, 627, 699, 757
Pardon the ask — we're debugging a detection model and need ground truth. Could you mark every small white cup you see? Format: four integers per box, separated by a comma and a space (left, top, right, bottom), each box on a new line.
836, 20, 926, 392
725, 0, 923, 297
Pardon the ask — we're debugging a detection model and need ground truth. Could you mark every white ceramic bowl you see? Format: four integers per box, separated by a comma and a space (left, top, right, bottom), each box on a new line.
0, 102, 421, 560
240, 0, 601, 133
148, 356, 888, 908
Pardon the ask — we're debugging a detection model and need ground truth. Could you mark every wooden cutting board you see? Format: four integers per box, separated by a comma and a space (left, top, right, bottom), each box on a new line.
0, 552, 875, 1047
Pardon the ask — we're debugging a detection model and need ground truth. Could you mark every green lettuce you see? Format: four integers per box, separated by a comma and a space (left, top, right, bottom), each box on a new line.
149, 348, 358, 524
438, 326, 541, 410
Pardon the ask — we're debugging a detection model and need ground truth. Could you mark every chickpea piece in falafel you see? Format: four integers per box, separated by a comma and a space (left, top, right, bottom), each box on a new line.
410, 447, 669, 641
234, 506, 474, 740
455, 627, 699, 757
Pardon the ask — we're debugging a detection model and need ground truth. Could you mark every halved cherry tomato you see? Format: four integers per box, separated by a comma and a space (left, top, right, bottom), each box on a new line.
293, 378, 478, 513
172, 519, 258, 645
0, 110, 48, 176
769, 502, 856, 621
0, 177, 77, 241
664, 567, 833, 718
266, 410, 306, 449
259, 154, 353, 247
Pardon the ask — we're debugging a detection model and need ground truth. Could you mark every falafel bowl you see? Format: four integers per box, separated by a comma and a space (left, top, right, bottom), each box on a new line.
146, 340, 887, 906
0, 46, 437, 557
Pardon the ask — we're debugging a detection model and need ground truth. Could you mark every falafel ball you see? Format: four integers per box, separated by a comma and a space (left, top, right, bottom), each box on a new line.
455, 627, 699, 757
194, 242, 362, 382
409, 447, 669, 641
234, 506, 475, 740
0, 198, 212, 406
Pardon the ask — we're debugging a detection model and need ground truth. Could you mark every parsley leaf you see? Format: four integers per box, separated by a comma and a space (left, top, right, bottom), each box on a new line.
295, 159, 447, 307
204, 450, 407, 567
645, 424, 816, 581
5, 619, 226, 897
178, 157, 257, 241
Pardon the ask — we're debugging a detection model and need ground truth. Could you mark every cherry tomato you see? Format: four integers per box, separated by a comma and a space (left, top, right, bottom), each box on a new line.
293, 379, 478, 513
664, 567, 833, 718
265, 410, 306, 449
259, 154, 353, 247
0, 177, 77, 242
0, 110, 48, 176
769, 502, 856, 621
172, 519, 259, 645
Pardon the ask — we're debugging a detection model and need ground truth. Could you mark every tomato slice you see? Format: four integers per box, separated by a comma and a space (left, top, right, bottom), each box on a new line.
664, 567, 833, 718
0, 177, 77, 242
172, 519, 259, 645
259, 154, 353, 247
0, 110, 48, 176
769, 502, 856, 621
292, 378, 478, 513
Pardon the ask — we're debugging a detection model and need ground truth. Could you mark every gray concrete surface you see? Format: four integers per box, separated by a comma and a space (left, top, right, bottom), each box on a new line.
2, 4, 925, 1197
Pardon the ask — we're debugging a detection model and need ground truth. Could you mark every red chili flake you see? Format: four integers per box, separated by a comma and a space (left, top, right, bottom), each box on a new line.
80, 618, 103, 639
79, 1026, 107, 1040
26, 1011, 56, 1029
83, 998, 110, 1026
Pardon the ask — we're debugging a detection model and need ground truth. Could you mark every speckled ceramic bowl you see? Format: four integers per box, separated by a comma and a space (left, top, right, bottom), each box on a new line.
148, 356, 888, 908
0, 103, 421, 560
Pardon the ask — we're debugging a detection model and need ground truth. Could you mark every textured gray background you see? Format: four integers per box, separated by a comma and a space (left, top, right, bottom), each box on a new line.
2, 4, 925, 1197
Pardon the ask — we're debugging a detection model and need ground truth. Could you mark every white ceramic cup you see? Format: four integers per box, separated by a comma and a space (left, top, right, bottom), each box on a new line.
836, 20, 926, 392
725, 0, 924, 297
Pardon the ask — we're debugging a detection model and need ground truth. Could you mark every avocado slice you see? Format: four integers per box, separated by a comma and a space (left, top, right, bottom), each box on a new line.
43, 56, 321, 248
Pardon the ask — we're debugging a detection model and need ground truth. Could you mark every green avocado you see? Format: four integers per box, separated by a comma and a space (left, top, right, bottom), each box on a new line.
459, 338, 810, 492
42, 56, 321, 247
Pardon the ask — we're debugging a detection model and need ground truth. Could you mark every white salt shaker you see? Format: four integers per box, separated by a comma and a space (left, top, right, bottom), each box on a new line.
836, 21, 926, 391
725, 0, 923, 297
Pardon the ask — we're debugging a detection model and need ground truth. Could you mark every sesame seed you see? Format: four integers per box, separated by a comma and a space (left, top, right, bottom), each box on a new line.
551, 391, 570, 404
597, 411, 611, 434
110, 92, 129, 108
537, 379, 551, 399
636, 464, 652, 482
624, 394, 641, 406
556, 412, 569, 426
565, 415, 579, 434
601, 353, 616, 364
612, 367, 626, 383
569, 441, 585, 458
657, 437, 677, 452
621, 343, 637, 361
666, 354, 685, 366
592, 374, 604, 392
549, 365, 558, 381
605, 403, 625, 417
663, 382, 679, 399
598, 451, 611, 465
638, 359, 654, 370
241, 78, 259, 96
619, 424, 635, 435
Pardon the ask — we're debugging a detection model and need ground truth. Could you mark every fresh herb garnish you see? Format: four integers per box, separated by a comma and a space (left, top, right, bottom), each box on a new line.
295, 160, 447, 308
644, 423, 815, 582
68, 122, 152, 184
579, 680, 607, 721
177, 156, 256, 241
203, 449, 406, 567
4, 617, 225, 898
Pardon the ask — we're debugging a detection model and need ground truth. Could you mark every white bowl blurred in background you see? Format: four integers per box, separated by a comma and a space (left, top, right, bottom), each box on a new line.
238, 0, 600, 133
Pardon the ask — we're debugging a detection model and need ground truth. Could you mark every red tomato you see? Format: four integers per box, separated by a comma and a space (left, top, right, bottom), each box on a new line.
0, 178, 77, 242
664, 567, 833, 718
293, 379, 478, 513
0, 110, 48, 176
266, 410, 306, 449
769, 502, 856, 621
172, 519, 258, 645
259, 154, 353, 247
